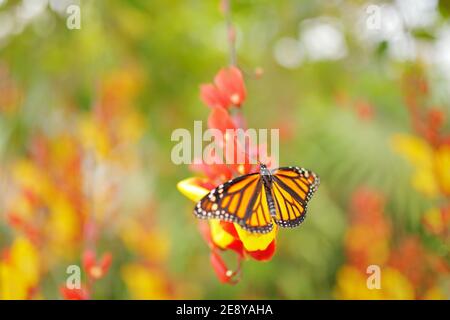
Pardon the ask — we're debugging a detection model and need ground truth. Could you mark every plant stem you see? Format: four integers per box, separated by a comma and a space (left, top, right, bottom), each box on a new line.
222, 0, 237, 66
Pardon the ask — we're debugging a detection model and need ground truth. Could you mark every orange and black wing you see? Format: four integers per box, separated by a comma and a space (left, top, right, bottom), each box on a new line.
271, 166, 320, 228
194, 173, 274, 233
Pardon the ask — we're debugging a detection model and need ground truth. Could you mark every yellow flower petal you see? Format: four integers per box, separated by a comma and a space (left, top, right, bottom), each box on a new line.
210, 220, 235, 249
234, 223, 277, 252
177, 177, 210, 202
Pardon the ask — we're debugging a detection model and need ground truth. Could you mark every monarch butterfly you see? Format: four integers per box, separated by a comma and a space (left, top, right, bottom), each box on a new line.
194, 163, 320, 233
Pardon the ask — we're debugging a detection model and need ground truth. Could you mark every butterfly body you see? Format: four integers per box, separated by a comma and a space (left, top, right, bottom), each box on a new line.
194, 163, 320, 234
259, 164, 277, 218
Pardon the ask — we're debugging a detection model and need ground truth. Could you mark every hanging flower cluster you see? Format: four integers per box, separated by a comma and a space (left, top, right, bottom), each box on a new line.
391, 65, 450, 244
178, 66, 277, 284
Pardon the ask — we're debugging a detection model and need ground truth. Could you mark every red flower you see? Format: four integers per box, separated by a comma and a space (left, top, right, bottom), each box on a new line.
60, 286, 90, 300
354, 100, 375, 121
207, 107, 256, 175
200, 66, 246, 109
82, 249, 112, 280
200, 84, 229, 109
246, 240, 276, 261
207, 107, 237, 132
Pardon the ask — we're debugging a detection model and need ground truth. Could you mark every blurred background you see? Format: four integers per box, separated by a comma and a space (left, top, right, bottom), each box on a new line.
0, 0, 449, 299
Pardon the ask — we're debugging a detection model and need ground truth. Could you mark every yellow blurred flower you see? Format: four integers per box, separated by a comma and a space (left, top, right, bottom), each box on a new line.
46, 196, 81, 259
120, 220, 170, 264
391, 134, 450, 197
12, 160, 53, 201
116, 110, 145, 144
121, 264, 172, 299
422, 207, 449, 235
381, 267, 415, 300
335, 265, 382, 300
434, 145, 450, 195
79, 117, 111, 159
0, 263, 31, 300
0, 237, 40, 299
335, 265, 415, 300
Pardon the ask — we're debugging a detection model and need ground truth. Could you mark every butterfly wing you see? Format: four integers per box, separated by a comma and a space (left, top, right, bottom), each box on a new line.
271, 166, 320, 228
194, 173, 274, 233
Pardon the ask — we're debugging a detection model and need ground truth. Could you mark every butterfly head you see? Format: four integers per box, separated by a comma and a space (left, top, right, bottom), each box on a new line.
259, 163, 273, 188
259, 163, 271, 175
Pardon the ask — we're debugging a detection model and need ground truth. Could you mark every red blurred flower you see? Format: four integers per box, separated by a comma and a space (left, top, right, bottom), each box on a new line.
59, 250, 112, 300
7, 213, 41, 244
60, 286, 90, 300
345, 187, 391, 270
349, 187, 388, 229
82, 249, 112, 280
389, 237, 427, 288
354, 100, 375, 121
